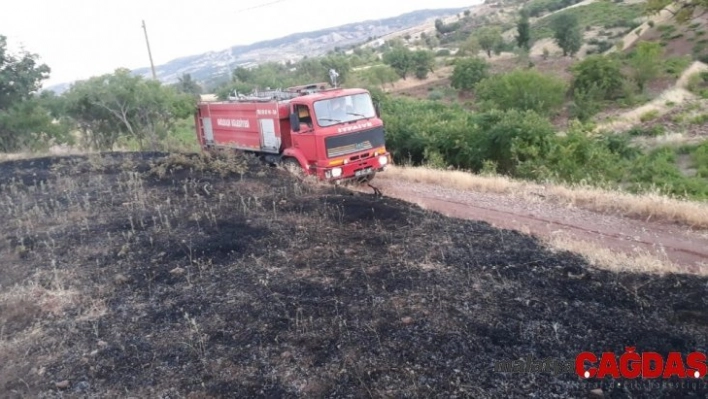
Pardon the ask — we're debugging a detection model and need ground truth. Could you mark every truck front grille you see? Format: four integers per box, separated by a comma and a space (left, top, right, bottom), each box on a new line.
325, 127, 385, 158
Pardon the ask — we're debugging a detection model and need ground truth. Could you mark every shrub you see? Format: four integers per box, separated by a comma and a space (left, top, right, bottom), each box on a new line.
569, 84, 603, 122
627, 125, 665, 136
428, 90, 444, 101
474, 109, 557, 175
450, 57, 490, 91
515, 124, 631, 184
640, 110, 660, 122
626, 147, 708, 200
570, 54, 625, 100
475, 69, 567, 115
628, 41, 664, 91
693, 142, 708, 178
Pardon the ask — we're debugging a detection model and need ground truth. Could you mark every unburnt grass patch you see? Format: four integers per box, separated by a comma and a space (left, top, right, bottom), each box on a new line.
1, 152, 707, 398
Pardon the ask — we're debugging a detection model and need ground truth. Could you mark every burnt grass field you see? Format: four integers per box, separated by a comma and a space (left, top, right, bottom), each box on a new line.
1, 151, 707, 399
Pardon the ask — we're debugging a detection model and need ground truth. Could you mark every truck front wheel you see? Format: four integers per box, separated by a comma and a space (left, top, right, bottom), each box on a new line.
356, 171, 376, 184
281, 158, 306, 179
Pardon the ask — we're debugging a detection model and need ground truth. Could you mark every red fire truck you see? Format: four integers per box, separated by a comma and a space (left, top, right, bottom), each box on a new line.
194, 72, 390, 183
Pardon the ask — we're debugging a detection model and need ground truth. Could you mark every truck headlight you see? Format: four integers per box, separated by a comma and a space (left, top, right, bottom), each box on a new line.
378, 156, 388, 166
331, 167, 342, 178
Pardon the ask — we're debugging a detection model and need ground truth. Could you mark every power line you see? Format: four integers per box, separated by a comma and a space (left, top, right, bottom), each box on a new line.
235, 0, 290, 13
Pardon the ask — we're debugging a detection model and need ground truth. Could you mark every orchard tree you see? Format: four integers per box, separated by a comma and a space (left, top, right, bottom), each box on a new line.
476, 27, 502, 57
366, 65, 399, 87
412, 50, 435, 79
382, 46, 413, 80
451, 57, 490, 91
458, 36, 482, 56
551, 14, 583, 56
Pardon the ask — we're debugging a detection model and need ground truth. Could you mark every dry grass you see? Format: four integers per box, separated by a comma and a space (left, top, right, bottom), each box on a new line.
379, 165, 708, 229
596, 88, 699, 132
546, 233, 708, 276
0, 145, 124, 161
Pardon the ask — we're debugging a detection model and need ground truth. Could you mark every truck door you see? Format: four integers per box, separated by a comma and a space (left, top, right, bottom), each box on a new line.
291, 104, 317, 161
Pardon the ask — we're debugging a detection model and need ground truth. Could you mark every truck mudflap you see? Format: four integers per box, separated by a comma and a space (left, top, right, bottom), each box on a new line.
317, 152, 391, 182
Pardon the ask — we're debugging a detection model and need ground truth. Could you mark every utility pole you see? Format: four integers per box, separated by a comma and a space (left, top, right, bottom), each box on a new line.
142, 20, 157, 80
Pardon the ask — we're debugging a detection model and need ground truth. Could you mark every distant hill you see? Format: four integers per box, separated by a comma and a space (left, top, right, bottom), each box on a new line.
46, 7, 469, 93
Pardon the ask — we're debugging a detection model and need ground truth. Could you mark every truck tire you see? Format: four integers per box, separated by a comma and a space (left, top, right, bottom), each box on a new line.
356, 171, 376, 184
282, 157, 306, 179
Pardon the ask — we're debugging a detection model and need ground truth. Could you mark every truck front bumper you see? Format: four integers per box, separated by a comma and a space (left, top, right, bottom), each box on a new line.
317, 153, 391, 181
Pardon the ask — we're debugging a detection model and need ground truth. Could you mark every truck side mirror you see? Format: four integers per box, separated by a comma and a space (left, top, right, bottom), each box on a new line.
374, 101, 381, 118
290, 112, 300, 132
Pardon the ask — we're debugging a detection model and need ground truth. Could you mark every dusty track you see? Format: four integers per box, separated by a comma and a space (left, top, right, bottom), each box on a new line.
358, 177, 708, 273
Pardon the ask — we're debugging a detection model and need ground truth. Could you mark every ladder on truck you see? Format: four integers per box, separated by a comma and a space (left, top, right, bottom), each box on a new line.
227, 82, 328, 102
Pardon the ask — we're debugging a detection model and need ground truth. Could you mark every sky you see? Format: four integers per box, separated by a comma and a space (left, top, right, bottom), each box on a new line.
2, 0, 480, 87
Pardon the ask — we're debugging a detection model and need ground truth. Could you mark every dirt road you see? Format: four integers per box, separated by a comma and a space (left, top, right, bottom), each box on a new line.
357, 177, 708, 273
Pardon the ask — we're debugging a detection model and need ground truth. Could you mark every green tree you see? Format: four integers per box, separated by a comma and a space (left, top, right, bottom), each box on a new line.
450, 57, 490, 91
424, 34, 440, 49
0, 34, 68, 152
382, 46, 413, 80
216, 82, 254, 100
412, 50, 435, 79
458, 36, 481, 56
232, 66, 254, 83
295, 57, 326, 82
516, 11, 531, 49
366, 65, 400, 87
175, 73, 202, 97
435, 19, 445, 34
320, 54, 351, 84
477, 27, 503, 57
628, 41, 664, 91
63, 68, 194, 151
551, 14, 583, 57
475, 69, 568, 115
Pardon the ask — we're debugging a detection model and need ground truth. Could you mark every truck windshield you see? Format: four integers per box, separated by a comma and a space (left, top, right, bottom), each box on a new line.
313, 93, 376, 127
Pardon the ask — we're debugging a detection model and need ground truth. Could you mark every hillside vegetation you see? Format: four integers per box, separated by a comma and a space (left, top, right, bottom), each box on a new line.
5, 0, 708, 202
531, 1, 644, 40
